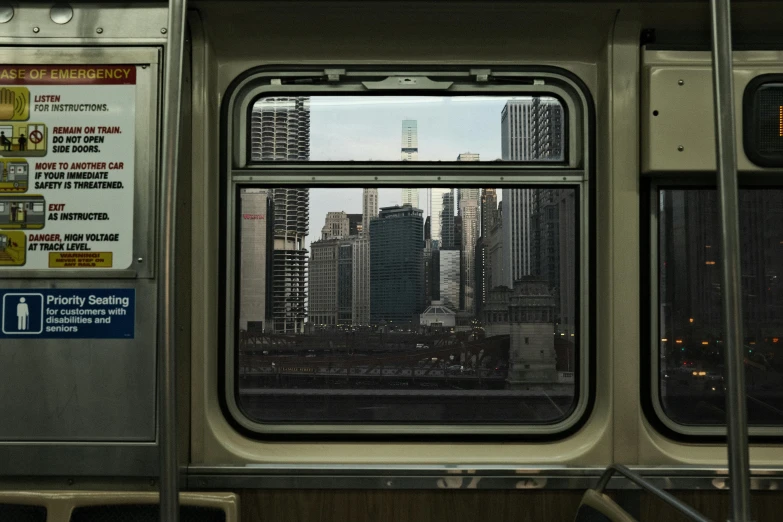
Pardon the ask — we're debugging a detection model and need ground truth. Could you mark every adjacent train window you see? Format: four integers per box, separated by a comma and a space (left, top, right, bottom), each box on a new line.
656, 188, 783, 428
225, 70, 591, 435
249, 96, 566, 163
235, 185, 580, 425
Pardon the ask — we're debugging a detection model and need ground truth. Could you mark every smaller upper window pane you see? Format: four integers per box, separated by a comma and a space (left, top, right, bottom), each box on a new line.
249, 96, 566, 162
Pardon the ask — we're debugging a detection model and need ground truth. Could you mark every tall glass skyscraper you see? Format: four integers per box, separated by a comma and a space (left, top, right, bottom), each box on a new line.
370, 205, 424, 324
430, 188, 451, 249
401, 119, 418, 161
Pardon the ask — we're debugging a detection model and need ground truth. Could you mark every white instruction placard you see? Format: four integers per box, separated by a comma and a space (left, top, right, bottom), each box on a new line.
0, 65, 136, 269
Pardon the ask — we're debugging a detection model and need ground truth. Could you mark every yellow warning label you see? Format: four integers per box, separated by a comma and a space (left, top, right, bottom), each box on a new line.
0, 87, 30, 121
49, 252, 113, 268
0, 231, 25, 266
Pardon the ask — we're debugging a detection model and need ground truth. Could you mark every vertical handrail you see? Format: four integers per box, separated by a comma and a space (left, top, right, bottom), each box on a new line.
708, 1, 752, 521
159, 0, 188, 521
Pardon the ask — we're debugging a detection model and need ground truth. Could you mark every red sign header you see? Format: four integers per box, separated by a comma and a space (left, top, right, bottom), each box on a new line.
0, 65, 136, 85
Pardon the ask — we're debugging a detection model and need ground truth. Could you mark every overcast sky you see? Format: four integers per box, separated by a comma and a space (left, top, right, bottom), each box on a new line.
304, 96, 518, 249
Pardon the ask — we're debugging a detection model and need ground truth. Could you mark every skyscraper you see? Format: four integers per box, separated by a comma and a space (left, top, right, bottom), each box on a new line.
438, 249, 461, 310
353, 188, 378, 325
401, 119, 418, 161
400, 120, 419, 208
250, 97, 310, 161
500, 98, 564, 289
239, 188, 273, 333
362, 188, 378, 234
500, 98, 563, 162
460, 196, 480, 313
430, 188, 451, 249
250, 96, 312, 334
321, 211, 350, 240
441, 191, 456, 248
479, 189, 499, 308
270, 187, 309, 334
370, 205, 424, 324
457, 188, 481, 218
309, 238, 340, 326
338, 239, 355, 325
401, 188, 419, 208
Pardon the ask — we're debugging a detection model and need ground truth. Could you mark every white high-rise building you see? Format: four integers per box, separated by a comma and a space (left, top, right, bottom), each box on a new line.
362, 188, 378, 234
430, 188, 451, 249
401, 119, 418, 161
500, 98, 564, 288
502, 189, 534, 286
500, 98, 563, 162
401, 188, 419, 208
239, 188, 271, 332
250, 97, 310, 161
400, 120, 420, 209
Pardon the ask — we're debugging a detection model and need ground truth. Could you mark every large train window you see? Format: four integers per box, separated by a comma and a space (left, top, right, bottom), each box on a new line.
651, 187, 783, 435
223, 68, 593, 436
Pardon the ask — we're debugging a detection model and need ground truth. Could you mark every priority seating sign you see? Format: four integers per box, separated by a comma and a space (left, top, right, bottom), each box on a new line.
0, 288, 134, 339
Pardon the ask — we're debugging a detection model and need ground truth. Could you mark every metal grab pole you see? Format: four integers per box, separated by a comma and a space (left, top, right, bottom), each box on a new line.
708, 1, 752, 521
159, 0, 187, 521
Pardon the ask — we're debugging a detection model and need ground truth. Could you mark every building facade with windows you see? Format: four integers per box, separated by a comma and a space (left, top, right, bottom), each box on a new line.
370, 204, 424, 324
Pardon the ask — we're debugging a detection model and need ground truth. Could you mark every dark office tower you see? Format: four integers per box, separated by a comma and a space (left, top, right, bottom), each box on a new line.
441, 191, 456, 248
475, 236, 486, 319
478, 188, 499, 312
481, 189, 498, 239
370, 205, 424, 325
557, 190, 577, 339
338, 240, 355, 325
250, 97, 311, 161
531, 189, 561, 317
453, 216, 463, 250
347, 214, 363, 236
424, 216, 432, 241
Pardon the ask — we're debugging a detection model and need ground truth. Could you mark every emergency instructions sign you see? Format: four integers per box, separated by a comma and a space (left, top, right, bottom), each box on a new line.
0, 65, 136, 269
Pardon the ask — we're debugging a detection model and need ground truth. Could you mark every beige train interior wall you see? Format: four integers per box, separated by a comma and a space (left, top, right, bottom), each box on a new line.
186, 1, 783, 468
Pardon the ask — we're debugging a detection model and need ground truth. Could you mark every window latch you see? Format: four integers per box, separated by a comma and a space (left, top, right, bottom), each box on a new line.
324, 69, 345, 82
362, 76, 453, 90
471, 69, 491, 82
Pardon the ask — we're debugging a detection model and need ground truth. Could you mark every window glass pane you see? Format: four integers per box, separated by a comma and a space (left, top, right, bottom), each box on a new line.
236, 186, 579, 424
249, 96, 566, 162
658, 188, 783, 426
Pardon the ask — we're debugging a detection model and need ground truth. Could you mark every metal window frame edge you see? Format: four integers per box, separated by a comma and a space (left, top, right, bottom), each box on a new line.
221, 66, 592, 437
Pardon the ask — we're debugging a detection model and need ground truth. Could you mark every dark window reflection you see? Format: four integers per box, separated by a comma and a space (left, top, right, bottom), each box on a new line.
236, 187, 579, 424
659, 188, 783, 426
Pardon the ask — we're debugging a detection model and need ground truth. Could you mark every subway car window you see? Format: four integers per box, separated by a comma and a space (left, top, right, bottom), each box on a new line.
248, 96, 566, 163
657, 188, 783, 427
236, 186, 579, 424
228, 89, 588, 433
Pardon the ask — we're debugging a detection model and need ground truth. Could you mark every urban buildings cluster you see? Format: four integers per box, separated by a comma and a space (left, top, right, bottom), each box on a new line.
240, 96, 576, 384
